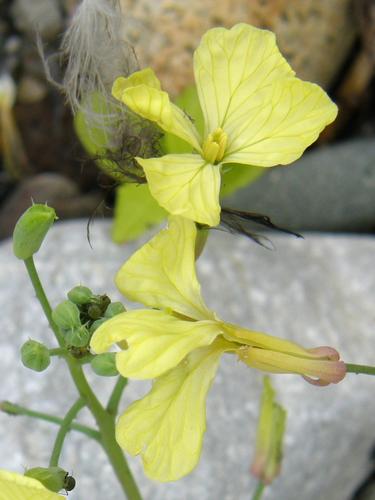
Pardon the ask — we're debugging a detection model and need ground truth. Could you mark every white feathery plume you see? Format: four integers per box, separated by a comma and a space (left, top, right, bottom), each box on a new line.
40, 0, 161, 179
60, 0, 138, 113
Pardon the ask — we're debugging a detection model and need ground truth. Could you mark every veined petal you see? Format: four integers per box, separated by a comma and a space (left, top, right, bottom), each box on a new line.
90, 309, 222, 379
222, 322, 310, 357
116, 339, 230, 481
116, 215, 215, 320
223, 78, 337, 167
194, 24, 294, 135
136, 154, 221, 226
112, 68, 161, 100
113, 77, 201, 151
0, 470, 63, 499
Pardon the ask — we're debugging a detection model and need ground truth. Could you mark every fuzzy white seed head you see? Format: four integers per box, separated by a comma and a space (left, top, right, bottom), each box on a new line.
60, 0, 138, 113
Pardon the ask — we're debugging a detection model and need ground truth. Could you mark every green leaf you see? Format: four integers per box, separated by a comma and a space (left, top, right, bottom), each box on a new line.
220, 163, 264, 198
112, 183, 166, 243
73, 93, 124, 180
161, 86, 264, 198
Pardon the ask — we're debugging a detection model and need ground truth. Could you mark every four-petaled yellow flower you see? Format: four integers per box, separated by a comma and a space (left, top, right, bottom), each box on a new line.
0, 469, 63, 500
112, 23, 338, 226
90, 216, 346, 482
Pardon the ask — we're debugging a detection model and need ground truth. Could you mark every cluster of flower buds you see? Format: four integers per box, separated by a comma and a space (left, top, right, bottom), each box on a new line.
21, 285, 126, 377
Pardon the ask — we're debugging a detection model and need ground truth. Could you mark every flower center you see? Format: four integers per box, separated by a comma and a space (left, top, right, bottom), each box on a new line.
202, 128, 227, 164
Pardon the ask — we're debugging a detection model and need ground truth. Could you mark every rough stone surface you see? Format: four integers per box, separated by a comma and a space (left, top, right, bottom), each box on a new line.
121, 0, 355, 95
1, 220, 374, 500
226, 138, 375, 233
11, 0, 63, 40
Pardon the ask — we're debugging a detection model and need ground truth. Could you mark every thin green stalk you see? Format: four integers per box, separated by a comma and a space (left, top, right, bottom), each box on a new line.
252, 481, 265, 500
107, 376, 128, 417
24, 256, 143, 500
0, 401, 100, 441
49, 347, 66, 357
195, 226, 209, 260
346, 363, 375, 376
49, 398, 85, 467
67, 360, 142, 500
24, 258, 65, 346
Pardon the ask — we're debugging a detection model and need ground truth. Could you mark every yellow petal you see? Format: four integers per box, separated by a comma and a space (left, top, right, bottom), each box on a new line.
0, 470, 63, 500
116, 215, 214, 320
90, 309, 222, 379
223, 78, 338, 167
222, 322, 310, 356
116, 340, 229, 481
113, 75, 201, 151
112, 68, 161, 101
194, 24, 294, 135
136, 154, 221, 226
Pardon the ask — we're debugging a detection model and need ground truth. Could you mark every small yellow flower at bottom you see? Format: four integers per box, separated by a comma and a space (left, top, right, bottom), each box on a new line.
0, 470, 64, 500
90, 216, 346, 482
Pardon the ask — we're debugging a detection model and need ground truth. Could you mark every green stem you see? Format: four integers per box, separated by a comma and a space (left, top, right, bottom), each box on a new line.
24, 257, 142, 500
195, 226, 209, 260
49, 398, 85, 467
107, 376, 128, 417
49, 347, 66, 357
346, 363, 375, 376
0, 401, 100, 441
24, 258, 65, 346
252, 481, 265, 500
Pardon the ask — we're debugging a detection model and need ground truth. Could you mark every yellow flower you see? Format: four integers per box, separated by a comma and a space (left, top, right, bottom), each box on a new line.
0, 469, 64, 500
112, 24, 338, 226
90, 216, 346, 482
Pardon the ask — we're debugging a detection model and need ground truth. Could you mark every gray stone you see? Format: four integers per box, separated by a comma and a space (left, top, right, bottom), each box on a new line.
0, 220, 374, 500
226, 138, 375, 232
11, 0, 63, 40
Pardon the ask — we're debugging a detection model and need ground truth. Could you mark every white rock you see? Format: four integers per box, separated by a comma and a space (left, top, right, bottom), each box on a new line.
0, 220, 374, 500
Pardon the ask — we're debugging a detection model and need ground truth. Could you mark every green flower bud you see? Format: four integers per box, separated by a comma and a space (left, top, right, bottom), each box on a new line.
67, 285, 93, 305
13, 204, 57, 260
104, 301, 126, 318
91, 353, 119, 377
52, 300, 81, 332
20, 340, 50, 372
24, 466, 75, 492
65, 325, 91, 347
87, 304, 102, 320
90, 317, 107, 333
100, 294, 111, 310
251, 377, 287, 485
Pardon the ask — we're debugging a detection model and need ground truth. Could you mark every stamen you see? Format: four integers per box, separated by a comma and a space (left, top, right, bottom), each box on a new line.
202, 128, 228, 164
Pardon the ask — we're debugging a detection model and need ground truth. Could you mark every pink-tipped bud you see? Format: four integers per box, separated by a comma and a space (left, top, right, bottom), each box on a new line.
239, 344, 346, 386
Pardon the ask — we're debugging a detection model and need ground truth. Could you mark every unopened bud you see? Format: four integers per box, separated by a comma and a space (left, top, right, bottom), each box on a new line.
67, 285, 93, 305
13, 204, 57, 260
24, 466, 75, 493
104, 302, 126, 318
91, 353, 119, 376
65, 325, 91, 348
52, 300, 81, 332
251, 377, 286, 485
20, 340, 50, 372
87, 304, 102, 320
